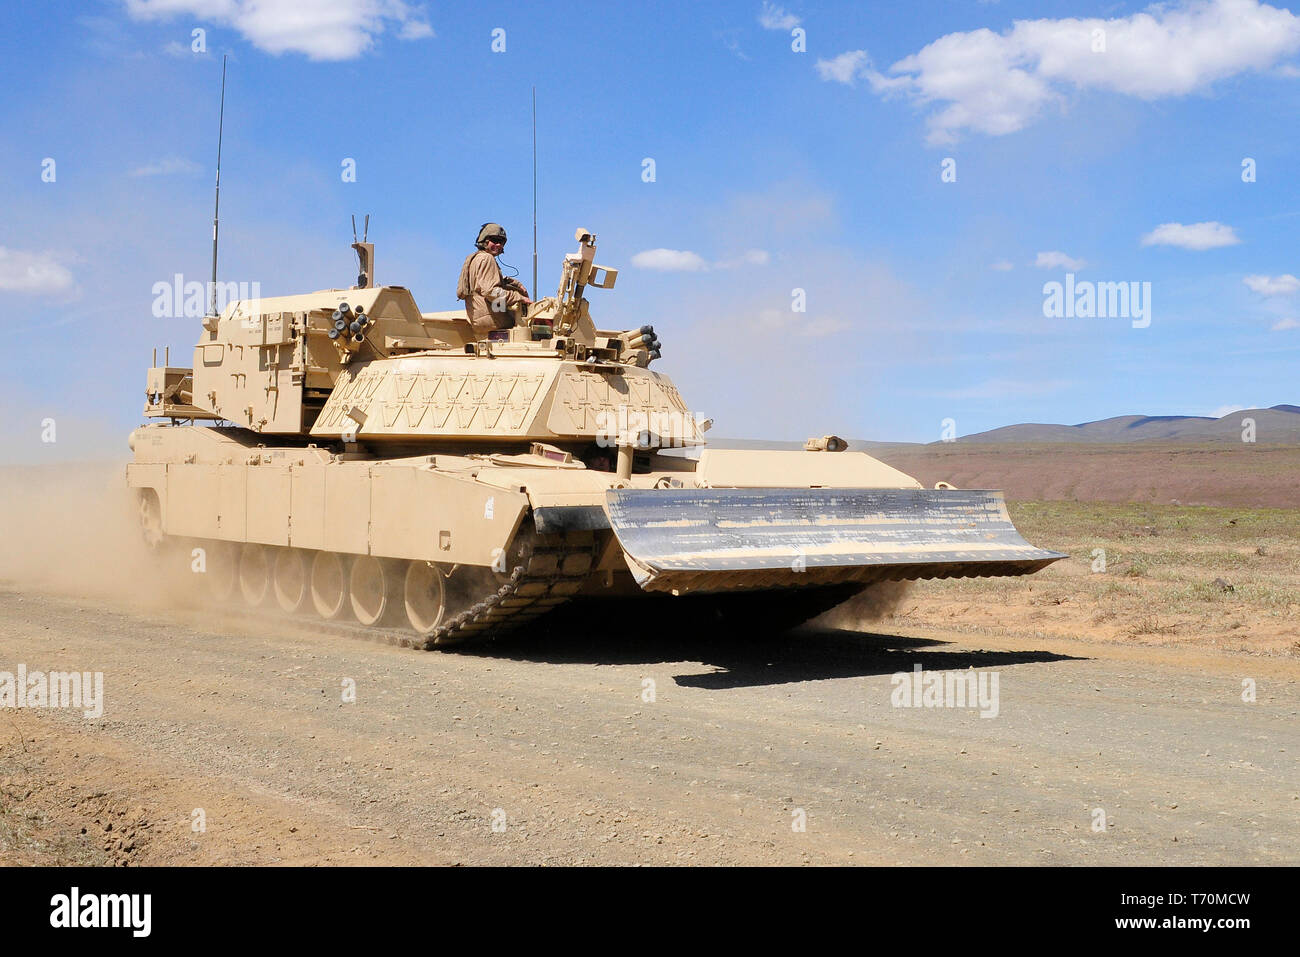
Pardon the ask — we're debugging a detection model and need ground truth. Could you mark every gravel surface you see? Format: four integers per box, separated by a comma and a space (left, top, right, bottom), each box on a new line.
1, 583, 1296, 865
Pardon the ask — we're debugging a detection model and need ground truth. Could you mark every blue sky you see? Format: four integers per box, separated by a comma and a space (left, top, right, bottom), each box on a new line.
3, 0, 1299, 460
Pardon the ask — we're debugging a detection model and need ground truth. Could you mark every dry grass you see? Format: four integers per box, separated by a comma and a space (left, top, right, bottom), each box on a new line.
895, 501, 1300, 655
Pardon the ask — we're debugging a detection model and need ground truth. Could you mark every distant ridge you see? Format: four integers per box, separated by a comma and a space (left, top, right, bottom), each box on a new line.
692, 407, 1300, 508
952, 405, 1300, 444
700, 404, 1300, 451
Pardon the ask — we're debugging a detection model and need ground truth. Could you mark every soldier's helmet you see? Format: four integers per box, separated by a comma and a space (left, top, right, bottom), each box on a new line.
476, 223, 507, 248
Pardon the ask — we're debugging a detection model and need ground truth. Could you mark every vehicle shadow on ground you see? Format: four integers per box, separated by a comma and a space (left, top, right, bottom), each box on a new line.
475, 615, 1085, 690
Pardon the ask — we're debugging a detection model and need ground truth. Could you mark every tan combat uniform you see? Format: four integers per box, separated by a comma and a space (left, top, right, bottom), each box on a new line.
457, 251, 529, 336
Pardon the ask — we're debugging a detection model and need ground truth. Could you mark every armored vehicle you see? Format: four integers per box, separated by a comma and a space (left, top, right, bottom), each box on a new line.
128, 228, 1064, 648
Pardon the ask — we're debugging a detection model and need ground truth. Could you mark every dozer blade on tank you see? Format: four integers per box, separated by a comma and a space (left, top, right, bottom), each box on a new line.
127, 226, 1064, 649
605, 487, 1063, 594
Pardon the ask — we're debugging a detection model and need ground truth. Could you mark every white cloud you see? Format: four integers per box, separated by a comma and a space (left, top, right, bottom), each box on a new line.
398, 19, 433, 40
631, 249, 769, 272
816, 50, 869, 85
1209, 403, 1251, 416
0, 248, 76, 295
825, 0, 1300, 143
759, 2, 800, 31
631, 249, 709, 272
124, 0, 434, 61
990, 260, 1015, 271
1243, 273, 1300, 295
1141, 221, 1241, 250
1271, 317, 1300, 330
1034, 250, 1085, 270
130, 155, 203, 176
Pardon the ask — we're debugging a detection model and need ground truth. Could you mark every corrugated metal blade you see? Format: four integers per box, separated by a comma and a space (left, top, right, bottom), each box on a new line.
604, 487, 1066, 594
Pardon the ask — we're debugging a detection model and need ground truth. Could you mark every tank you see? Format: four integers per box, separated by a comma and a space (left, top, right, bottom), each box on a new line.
127, 227, 1065, 648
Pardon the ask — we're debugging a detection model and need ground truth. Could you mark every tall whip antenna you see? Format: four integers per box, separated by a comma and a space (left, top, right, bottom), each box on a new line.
209, 54, 227, 317
531, 86, 537, 298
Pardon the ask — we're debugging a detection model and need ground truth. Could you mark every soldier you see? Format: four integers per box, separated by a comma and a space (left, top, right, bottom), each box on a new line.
456, 222, 532, 336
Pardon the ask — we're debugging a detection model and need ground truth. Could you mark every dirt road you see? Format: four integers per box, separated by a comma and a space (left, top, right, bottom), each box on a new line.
1, 583, 1295, 866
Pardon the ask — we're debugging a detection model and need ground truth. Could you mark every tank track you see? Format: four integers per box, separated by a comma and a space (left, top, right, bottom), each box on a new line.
405, 530, 599, 650
164, 529, 601, 652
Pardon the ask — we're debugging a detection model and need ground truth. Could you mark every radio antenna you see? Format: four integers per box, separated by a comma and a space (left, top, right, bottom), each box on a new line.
531, 86, 538, 298
208, 54, 228, 317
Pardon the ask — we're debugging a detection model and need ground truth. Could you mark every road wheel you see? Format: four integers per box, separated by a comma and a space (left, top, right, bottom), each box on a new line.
238, 543, 272, 607
310, 551, 349, 620
137, 490, 164, 549
349, 556, 401, 627
273, 549, 310, 614
404, 561, 447, 636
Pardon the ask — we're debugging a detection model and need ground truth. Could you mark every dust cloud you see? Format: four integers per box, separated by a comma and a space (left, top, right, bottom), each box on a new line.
0, 461, 196, 610
810, 580, 914, 631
